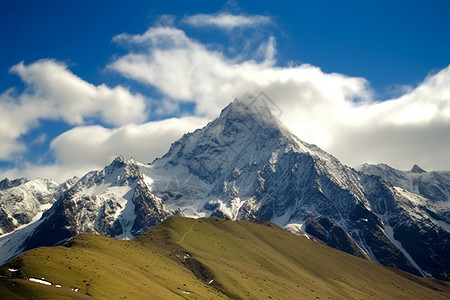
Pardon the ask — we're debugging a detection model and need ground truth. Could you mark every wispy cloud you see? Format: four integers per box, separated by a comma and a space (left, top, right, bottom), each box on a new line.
183, 12, 271, 30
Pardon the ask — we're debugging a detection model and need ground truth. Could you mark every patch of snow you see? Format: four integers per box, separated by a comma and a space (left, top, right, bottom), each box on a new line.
394, 187, 427, 206
142, 174, 154, 190
140, 163, 191, 190
433, 219, 450, 232
285, 223, 312, 239
271, 211, 292, 227
114, 188, 136, 240
284, 223, 304, 235
269, 151, 278, 172
174, 206, 207, 219
29, 278, 52, 285
84, 182, 108, 196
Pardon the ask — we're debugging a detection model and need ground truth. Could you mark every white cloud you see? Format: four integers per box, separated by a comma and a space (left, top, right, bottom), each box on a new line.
0, 89, 30, 158
0, 163, 87, 184
10, 60, 148, 126
0, 116, 208, 182
329, 66, 450, 171
0, 59, 147, 161
108, 26, 371, 141
109, 25, 450, 171
49, 117, 208, 171
183, 12, 271, 30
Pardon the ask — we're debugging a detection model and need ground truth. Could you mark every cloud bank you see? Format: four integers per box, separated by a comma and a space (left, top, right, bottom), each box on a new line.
109, 24, 450, 171
1, 12, 449, 182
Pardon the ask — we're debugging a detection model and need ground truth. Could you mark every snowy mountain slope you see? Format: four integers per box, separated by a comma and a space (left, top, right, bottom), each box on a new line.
358, 163, 450, 204
357, 163, 450, 232
0, 96, 449, 280
359, 173, 449, 278
0, 177, 79, 264
0, 212, 46, 266
0, 178, 76, 235
149, 98, 368, 220
21, 156, 174, 253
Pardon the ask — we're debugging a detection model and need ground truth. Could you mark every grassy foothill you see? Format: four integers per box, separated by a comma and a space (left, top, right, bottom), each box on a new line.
1, 216, 449, 299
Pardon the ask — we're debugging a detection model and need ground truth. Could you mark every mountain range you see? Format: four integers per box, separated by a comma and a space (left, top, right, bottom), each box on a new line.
1, 96, 449, 281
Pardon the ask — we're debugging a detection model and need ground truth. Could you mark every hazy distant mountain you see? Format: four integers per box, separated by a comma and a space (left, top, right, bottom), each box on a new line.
358, 162, 450, 203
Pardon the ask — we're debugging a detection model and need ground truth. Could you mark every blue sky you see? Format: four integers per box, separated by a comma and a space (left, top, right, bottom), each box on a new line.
1, 0, 450, 181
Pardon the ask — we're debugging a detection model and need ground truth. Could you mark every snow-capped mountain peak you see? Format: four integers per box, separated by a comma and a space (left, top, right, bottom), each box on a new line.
0, 155, 174, 262
1, 97, 449, 280
77, 155, 142, 191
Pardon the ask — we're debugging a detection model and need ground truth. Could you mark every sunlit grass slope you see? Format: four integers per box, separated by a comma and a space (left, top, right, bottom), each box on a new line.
1, 216, 449, 299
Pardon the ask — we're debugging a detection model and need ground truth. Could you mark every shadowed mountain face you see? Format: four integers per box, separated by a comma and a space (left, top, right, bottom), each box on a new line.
1, 96, 449, 280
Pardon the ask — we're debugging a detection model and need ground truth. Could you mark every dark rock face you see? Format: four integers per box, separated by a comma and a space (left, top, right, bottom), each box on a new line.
0, 208, 15, 233
304, 216, 366, 258
411, 164, 426, 173
394, 221, 450, 280
349, 204, 420, 276
24, 198, 78, 251
131, 180, 174, 236
0, 179, 12, 190
357, 163, 450, 279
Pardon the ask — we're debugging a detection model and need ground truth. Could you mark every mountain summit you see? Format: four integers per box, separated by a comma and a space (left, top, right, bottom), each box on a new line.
148, 98, 450, 279
411, 164, 427, 173
1, 96, 449, 280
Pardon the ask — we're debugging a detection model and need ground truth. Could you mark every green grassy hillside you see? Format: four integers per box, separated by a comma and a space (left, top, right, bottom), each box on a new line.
1, 216, 449, 299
